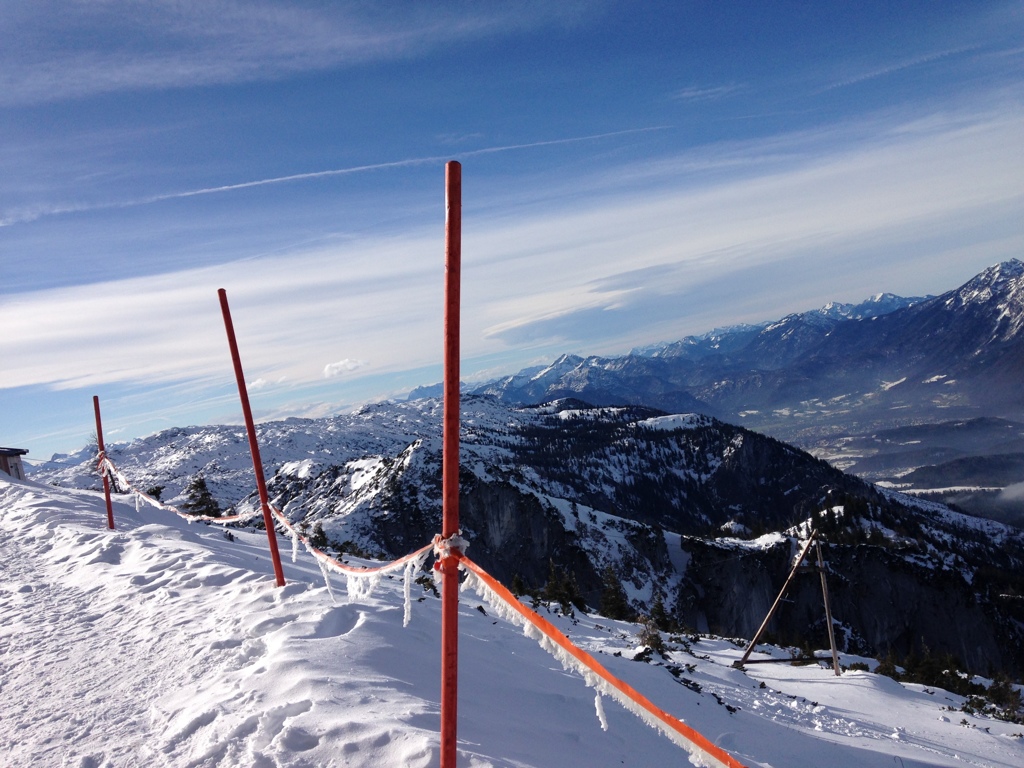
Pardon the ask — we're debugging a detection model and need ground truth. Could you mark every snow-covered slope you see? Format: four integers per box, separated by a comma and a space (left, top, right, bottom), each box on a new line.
31, 396, 1024, 680
2, 474, 1022, 767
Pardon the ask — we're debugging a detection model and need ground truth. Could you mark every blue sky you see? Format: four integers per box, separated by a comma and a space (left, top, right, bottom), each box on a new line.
2, 1, 1023, 462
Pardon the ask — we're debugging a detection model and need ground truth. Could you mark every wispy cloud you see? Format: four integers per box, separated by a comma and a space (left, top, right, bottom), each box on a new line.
148, 127, 669, 200
0, 1, 600, 106
671, 84, 742, 102
3, 103, 1020, 397
816, 46, 980, 93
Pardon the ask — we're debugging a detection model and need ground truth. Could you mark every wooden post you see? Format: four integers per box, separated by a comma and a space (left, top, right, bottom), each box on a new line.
736, 532, 817, 668
92, 396, 115, 530
439, 160, 462, 768
816, 540, 841, 675
218, 288, 286, 588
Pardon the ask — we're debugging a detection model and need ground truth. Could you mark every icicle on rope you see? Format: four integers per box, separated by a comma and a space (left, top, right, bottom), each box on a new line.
459, 563, 747, 768
342, 546, 427, 608
345, 570, 382, 603
402, 548, 431, 627
403, 558, 416, 627
317, 557, 338, 604
268, 504, 433, 619
331, 546, 428, 613
594, 691, 609, 731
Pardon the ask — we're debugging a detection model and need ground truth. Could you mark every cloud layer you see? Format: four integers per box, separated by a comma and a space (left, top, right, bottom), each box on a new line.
0, 1, 595, 106
3, 103, 1021, 402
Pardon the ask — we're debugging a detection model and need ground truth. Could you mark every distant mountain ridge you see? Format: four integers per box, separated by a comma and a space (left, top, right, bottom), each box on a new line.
467, 260, 1024, 519
630, 291, 926, 360
471, 261, 1024, 437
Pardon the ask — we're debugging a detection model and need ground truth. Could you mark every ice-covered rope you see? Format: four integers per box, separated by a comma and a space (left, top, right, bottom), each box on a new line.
459, 555, 748, 768
93, 453, 431, 619
96, 453, 260, 525
270, 504, 431, 624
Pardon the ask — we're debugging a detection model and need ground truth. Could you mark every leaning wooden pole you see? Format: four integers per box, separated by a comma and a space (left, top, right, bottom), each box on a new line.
816, 540, 841, 675
218, 288, 286, 588
439, 160, 462, 768
736, 531, 817, 668
92, 396, 115, 530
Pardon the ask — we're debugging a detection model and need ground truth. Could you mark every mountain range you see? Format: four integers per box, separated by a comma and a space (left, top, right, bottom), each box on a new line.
34, 394, 1024, 679
464, 260, 1024, 525
30, 260, 1024, 681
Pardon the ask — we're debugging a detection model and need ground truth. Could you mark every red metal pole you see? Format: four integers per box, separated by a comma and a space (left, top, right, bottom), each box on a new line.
92, 395, 115, 530
218, 288, 286, 587
440, 160, 461, 767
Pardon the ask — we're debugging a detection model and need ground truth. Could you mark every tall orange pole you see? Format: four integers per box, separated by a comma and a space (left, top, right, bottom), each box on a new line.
92, 396, 115, 530
440, 160, 461, 767
218, 288, 286, 587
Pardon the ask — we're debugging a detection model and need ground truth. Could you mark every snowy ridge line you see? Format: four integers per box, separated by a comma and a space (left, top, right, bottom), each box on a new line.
97, 453, 259, 524
458, 555, 749, 768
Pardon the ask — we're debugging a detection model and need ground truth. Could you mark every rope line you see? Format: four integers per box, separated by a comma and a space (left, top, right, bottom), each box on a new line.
96, 451, 432, 571
269, 503, 433, 577
96, 454, 258, 524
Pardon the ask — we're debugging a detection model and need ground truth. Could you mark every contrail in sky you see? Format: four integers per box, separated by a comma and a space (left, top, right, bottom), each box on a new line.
1, 126, 668, 227
143, 126, 670, 201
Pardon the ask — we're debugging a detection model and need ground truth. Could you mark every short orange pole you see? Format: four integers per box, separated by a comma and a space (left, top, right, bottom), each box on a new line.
439, 160, 461, 767
218, 288, 286, 587
92, 396, 115, 530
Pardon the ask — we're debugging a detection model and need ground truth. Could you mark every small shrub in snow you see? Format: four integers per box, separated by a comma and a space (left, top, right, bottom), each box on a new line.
637, 614, 666, 656
181, 475, 221, 518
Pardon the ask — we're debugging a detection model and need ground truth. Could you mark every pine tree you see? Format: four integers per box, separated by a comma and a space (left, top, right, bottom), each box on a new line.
308, 522, 328, 550
181, 474, 221, 518
510, 573, 526, 597
542, 559, 572, 614
650, 595, 672, 632
598, 565, 632, 620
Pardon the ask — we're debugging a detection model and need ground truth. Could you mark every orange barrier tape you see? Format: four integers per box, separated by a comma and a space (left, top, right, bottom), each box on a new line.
460, 555, 749, 768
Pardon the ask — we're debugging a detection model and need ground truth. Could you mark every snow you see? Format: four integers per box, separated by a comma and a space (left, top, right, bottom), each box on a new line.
880, 377, 908, 391
553, 406, 629, 421
2, 474, 1022, 767
637, 413, 709, 431
663, 530, 691, 575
